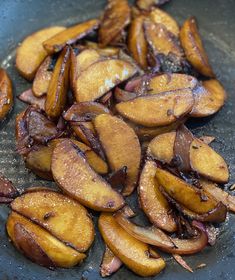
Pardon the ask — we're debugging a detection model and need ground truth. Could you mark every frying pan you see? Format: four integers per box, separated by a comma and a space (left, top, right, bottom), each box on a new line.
0, 0, 235, 279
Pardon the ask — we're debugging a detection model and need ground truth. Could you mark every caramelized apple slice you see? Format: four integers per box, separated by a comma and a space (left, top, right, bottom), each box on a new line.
147, 73, 198, 94
190, 80, 227, 117
144, 20, 183, 57
0, 174, 18, 203
137, 0, 171, 11
155, 168, 221, 214
11, 190, 94, 252
7, 211, 86, 268
75, 59, 136, 102
0, 68, 13, 120
99, 0, 131, 47
138, 161, 177, 232
43, 19, 99, 54
99, 213, 166, 277
116, 89, 194, 127
45, 46, 70, 118
189, 138, 229, 183
100, 246, 122, 277
18, 89, 46, 110
16, 26, 65, 80
150, 8, 179, 36
199, 179, 235, 213
128, 15, 148, 69
94, 114, 141, 196
64, 102, 110, 122
180, 17, 215, 77
51, 140, 124, 211
71, 121, 95, 146
114, 207, 175, 248
32, 56, 53, 97
85, 41, 119, 56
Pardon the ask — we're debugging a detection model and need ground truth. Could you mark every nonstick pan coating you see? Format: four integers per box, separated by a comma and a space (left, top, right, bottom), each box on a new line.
0, 0, 234, 279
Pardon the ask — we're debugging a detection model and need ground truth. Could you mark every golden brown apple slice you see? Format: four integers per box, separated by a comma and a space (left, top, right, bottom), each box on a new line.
0, 68, 13, 121
71, 121, 95, 146
45, 46, 70, 118
51, 140, 124, 211
114, 207, 175, 248
180, 17, 215, 77
155, 168, 223, 214
147, 73, 198, 94
85, 41, 119, 57
150, 8, 179, 36
128, 15, 148, 69
94, 114, 141, 196
63, 102, 110, 122
43, 19, 99, 54
116, 89, 194, 127
7, 211, 86, 268
199, 179, 235, 213
16, 26, 65, 80
100, 246, 122, 277
18, 89, 46, 110
190, 80, 227, 117
138, 161, 177, 232
144, 20, 183, 57
32, 56, 53, 97
189, 138, 229, 183
136, 0, 170, 11
99, 213, 165, 277
99, 0, 131, 47
11, 189, 94, 252
75, 59, 136, 102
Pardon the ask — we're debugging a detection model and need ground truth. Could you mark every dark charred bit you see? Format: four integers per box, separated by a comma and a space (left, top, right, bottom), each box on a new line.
0, 174, 19, 202
79, 124, 106, 160
43, 212, 55, 221
106, 166, 128, 192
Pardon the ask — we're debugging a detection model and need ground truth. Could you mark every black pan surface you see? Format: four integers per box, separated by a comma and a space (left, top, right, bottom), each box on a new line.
0, 0, 235, 279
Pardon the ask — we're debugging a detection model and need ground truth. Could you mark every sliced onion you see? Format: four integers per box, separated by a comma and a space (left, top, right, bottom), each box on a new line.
100, 246, 122, 277
114, 208, 175, 249
114, 87, 137, 103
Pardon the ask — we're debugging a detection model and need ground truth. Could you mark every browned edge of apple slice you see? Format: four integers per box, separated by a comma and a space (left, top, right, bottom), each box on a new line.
0, 68, 13, 121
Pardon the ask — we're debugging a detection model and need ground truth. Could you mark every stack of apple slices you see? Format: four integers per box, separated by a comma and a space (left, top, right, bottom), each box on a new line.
0, 0, 234, 278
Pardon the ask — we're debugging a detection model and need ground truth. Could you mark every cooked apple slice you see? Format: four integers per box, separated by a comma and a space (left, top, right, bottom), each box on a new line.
137, 0, 171, 11
75, 59, 136, 102
94, 114, 141, 196
43, 19, 99, 54
18, 89, 46, 110
189, 138, 229, 183
64, 102, 110, 122
99, 0, 131, 47
155, 168, 224, 214
190, 80, 227, 117
71, 121, 95, 146
70, 49, 101, 93
138, 161, 177, 232
45, 46, 70, 118
85, 41, 119, 57
7, 211, 86, 268
114, 207, 175, 248
0, 68, 13, 121
128, 15, 148, 69
180, 17, 215, 77
149, 7, 179, 36
144, 20, 183, 57
114, 87, 137, 103
11, 189, 94, 252
147, 73, 198, 94
116, 89, 194, 127
32, 56, 53, 97
51, 140, 124, 211
0, 174, 19, 203
100, 246, 122, 277
199, 179, 235, 213
16, 26, 65, 80
99, 213, 166, 277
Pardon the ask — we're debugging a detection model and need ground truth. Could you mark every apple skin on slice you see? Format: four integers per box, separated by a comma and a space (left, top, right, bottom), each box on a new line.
7, 211, 86, 268
16, 26, 65, 80
98, 212, 166, 277
11, 190, 94, 252
51, 139, 125, 211
94, 114, 141, 196
75, 59, 136, 102
138, 160, 177, 232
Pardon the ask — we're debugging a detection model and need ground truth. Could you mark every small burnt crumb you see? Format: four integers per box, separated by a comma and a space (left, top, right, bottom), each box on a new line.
107, 201, 115, 208
167, 109, 174, 116
192, 145, 199, 149
43, 212, 55, 220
